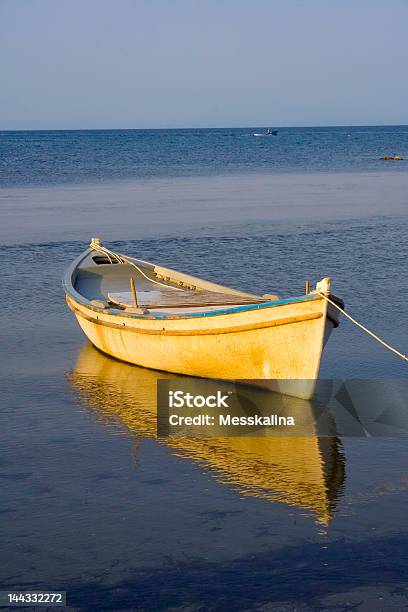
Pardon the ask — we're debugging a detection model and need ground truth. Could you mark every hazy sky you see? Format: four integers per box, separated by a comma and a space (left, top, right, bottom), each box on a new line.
1, 0, 407, 129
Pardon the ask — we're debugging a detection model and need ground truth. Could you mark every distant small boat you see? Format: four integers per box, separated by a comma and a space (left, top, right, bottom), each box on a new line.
253, 128, 278, 137
63, 238, 343, 399
380, 155, 405, 160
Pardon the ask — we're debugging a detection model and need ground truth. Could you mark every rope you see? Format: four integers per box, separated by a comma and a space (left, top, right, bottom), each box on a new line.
90, 239, 408, 362
317, 291, 408, 363
90, 239, 184, 291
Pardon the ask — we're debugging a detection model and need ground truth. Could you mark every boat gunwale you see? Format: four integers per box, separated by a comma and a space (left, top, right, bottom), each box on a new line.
66, 295, 325, 336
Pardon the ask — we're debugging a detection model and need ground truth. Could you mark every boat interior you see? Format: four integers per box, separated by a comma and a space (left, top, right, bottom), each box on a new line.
72, 250, 280, 316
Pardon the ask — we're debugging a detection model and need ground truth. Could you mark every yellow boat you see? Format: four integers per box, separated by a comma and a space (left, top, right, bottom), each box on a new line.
63, 238, 343, 399
69, 344, 346, 526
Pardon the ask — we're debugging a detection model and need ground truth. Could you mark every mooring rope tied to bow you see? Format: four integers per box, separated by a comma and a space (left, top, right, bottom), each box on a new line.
317, 291, 408, 363
90, 239, 408, 362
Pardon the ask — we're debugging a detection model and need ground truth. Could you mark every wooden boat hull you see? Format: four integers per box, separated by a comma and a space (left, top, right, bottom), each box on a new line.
64, 242, 341, 400
66, 290, 335, 400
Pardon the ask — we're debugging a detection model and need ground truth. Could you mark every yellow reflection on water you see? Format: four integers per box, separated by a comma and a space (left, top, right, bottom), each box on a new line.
69, 344, 345, 526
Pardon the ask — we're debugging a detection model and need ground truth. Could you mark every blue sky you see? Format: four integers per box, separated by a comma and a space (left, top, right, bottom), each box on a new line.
0, 0, 407, 129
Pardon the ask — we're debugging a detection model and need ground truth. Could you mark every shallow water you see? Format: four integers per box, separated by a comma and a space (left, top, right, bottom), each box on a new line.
1, 131, 408, 609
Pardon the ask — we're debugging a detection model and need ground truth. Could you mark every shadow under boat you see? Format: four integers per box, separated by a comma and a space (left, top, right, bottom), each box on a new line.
68, 343, 346, 526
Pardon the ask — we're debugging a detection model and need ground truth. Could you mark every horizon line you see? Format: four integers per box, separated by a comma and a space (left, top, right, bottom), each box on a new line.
1, 123, 408, 133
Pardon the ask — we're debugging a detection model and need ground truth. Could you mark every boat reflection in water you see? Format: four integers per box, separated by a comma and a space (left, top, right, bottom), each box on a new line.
69, 344, 345, 526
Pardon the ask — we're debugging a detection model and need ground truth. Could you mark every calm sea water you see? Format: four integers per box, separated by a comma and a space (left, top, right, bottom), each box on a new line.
1, 126, 408, 187
1, 129, 408, 610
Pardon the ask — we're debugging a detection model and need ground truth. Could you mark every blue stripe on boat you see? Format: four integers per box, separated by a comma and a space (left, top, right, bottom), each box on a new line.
108, 294, 318, 320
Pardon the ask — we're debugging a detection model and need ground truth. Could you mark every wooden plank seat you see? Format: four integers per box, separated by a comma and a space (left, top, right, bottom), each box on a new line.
108, 288, 271, 309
